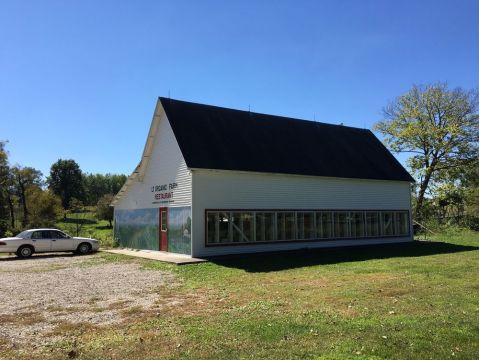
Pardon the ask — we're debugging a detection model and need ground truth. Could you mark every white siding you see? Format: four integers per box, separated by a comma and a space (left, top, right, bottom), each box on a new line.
115, 106, 192, 210
191, 169, 412, 257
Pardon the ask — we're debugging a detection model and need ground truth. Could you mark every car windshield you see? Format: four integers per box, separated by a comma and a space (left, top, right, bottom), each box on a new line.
15, 231, 29, 238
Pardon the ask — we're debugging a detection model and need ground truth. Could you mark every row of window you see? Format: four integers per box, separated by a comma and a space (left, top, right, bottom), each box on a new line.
206, 210, 410, 245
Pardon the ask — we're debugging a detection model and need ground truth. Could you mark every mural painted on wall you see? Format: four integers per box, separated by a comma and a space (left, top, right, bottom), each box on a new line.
114, 208, 159, 250
168, 206, 191, 255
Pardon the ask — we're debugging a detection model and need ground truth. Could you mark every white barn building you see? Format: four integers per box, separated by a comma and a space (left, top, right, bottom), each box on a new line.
112, 98, 414, 258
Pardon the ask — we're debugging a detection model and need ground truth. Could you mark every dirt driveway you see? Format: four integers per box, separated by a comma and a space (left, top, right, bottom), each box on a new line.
0, 253, 179, 351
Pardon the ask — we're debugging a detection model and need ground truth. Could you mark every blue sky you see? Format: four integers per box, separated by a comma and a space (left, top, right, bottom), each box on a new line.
1, 0, 478, 177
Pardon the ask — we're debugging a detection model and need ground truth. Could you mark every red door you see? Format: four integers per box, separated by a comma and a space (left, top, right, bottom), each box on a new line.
159, 207, 168, 251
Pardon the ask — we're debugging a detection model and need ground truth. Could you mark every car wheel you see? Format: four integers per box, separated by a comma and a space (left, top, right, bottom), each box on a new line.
77, 242, 91, 255
16, 245, 34, 259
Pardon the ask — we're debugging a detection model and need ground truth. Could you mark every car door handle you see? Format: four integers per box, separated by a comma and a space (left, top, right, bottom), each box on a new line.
52, 239, 56, 241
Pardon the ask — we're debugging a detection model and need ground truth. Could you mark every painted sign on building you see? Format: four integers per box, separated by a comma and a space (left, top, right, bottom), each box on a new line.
152, 182, 177, 204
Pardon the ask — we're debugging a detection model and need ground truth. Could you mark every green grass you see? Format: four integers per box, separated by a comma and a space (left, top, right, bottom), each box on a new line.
55, 207, 116, 248
4, 231, 479, 359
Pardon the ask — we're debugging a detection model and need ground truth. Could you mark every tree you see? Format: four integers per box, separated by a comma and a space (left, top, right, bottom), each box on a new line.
82, 173, 127, 206
11, 166, 43, 226
458, 160, 479, 229
26, 188, 62, 228
435, 183, 465, 223
83, 173, 109, 206
4, 173, 16, 230
109, 174, 127, 195
374, 83, 479, 219
96, 194, 114, 227
0, 141, 11, 236
68, 197, 84, 213
48, 159, 84, 209
458, 159, 479, 188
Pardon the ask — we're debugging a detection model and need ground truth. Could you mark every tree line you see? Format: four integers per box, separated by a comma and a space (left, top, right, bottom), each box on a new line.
0, 144, 126, 237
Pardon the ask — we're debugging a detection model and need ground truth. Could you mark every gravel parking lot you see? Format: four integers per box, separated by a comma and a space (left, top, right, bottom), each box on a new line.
0, 253, 179, 348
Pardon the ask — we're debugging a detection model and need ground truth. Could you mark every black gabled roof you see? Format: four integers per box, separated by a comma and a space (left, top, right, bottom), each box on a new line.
160, 97, 414, 183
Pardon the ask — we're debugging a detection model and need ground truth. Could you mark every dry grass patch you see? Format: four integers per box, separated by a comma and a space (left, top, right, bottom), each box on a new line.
0, 312, 45, 326
47, 321, 99, 338
44, 306, 81, 314
107, 300, 131, 310
120, 305, 145, 317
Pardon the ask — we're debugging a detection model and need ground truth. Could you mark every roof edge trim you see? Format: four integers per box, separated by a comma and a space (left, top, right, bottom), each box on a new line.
111, 99, 165, 206
189, 167, 415, 183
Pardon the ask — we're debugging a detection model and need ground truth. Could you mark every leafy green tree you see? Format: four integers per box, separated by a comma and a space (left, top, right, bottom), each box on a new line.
374, 83, 479, 219
11, 166, 43, 226
82, 173, 127, 205
26, 188, 62, 228
459, 160, 479, 229
48, 159, 84, 209
96, 194, 114, 227
83, 173, 109, 206
68, 197, 84, 213
109, 174, 127, 195
435, 183, 465, 223
0, 141, 11, 236
458, 159, 479, 188
464, 184, 479, 212
4, 172, 16, 229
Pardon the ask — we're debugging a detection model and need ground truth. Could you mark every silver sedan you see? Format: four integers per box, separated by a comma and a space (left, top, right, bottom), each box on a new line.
0, 229, 100, 258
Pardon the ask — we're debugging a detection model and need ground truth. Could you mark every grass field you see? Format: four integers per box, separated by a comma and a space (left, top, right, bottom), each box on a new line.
5, 230, 479, 359
55, 208, 115, 248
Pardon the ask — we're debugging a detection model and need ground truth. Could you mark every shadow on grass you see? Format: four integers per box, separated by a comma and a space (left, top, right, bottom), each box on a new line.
95, 225, 113, 230
61, 218, 97, 225
207, 241, 479, 273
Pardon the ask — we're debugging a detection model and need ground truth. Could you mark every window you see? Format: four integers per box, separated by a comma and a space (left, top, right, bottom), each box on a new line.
207, 212, 218, 244
206, 212, 231, 244
232, 212, 254, 242
255, 212, 275, 241
161, 210, 167, 231
316, 212, 333, 238
366, 212, 380, 237
218, 212, 231, 243
381, 212, 395, 236
205, 210, 410, 245
297, 212, 315, 239
350, 212, 365, 237
396, 211, 409, 236
16, 231, 29, 238
41, 230, 53, 239
31, 231, 43, 239
334, 212, 350, 238
51, 231, 68, 239
277, 212, 296, 240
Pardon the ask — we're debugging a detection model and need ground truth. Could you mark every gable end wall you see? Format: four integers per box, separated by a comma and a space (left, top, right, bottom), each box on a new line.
114, 107, 192, 210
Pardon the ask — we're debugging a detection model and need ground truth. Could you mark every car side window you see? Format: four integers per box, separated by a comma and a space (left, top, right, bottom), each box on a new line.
31, 231, 42, 239
52, 231, 67, 239
41, 230, 52, 239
